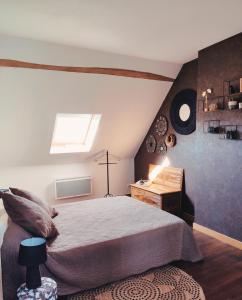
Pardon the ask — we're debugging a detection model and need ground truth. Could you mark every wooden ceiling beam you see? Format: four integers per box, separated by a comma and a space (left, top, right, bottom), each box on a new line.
0, 59, 174, 82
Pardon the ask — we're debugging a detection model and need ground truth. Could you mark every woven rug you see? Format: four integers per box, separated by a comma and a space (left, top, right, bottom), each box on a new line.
68, 265, 205, 300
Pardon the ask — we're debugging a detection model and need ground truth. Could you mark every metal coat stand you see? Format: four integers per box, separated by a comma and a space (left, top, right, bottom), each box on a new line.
98, 151, 117, 197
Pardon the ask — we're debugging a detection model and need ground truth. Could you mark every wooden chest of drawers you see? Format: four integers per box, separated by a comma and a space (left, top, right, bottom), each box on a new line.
130, 185, 181, 216
130, 166, 183, 216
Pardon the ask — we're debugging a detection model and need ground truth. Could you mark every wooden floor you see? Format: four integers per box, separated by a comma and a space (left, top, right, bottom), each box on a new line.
173, 230, 242, 300
59, 230, 242, 300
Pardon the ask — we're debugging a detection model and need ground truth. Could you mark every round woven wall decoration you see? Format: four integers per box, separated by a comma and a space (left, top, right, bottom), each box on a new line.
146, 135, 156, 153
156, 140, 167, 155
165, 134, 176, 148
155, 115, 168, 136
170, 89, 197, 135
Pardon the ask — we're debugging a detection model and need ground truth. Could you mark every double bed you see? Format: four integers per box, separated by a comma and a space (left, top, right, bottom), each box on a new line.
1, 196, 202, 299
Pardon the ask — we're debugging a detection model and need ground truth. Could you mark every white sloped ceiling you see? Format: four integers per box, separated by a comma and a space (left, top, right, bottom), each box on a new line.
0, 1, 241, 63
0, 35, 181, 167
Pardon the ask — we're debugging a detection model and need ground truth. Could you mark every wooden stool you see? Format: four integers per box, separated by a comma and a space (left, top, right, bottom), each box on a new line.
17, 277, 57, 300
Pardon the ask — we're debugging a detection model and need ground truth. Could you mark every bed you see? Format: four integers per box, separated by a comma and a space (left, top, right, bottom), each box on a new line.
1, 196, 202, 299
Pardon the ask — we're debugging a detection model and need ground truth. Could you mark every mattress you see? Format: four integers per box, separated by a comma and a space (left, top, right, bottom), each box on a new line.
1, 196, 202, 299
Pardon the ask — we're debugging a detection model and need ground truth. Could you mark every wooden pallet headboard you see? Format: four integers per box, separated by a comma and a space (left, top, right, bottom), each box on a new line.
149, 165, 183, 191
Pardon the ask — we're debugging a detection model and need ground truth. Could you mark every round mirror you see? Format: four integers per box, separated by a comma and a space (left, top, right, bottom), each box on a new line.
179, 104, 190, 121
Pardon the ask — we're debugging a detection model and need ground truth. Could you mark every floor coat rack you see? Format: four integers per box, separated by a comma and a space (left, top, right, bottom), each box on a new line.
95, 150, 119, 197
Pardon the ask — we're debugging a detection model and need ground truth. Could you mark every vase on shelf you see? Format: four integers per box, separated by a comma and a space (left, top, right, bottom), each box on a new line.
228, 100, 238, 110
202, 88, 212, 112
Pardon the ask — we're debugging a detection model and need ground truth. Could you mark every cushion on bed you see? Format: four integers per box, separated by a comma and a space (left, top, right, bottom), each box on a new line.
2, 192, 59, 239
10, 187, 58, 218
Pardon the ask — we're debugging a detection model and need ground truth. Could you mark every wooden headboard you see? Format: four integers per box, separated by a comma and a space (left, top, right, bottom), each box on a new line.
149, 165, 183, 191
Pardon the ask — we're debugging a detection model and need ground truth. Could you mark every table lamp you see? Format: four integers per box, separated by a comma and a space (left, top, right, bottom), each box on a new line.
18, 237, 47, 289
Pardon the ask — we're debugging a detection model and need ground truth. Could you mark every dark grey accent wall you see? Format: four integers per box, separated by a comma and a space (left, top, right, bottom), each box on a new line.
135, 33, 242, 241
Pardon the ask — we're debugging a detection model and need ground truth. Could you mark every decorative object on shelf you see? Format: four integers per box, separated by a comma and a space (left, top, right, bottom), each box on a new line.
170, 89, 197, 135
224, 77, 242, 107
165, 134, 176, 148
204, 122, 242, 140
18, 237, 47, 289
199, 77, 242, 113
239, 102, 242, 109
228, 83, 240, 94
228, 100, 238, 110
208, 127, 220, 134
17, 277, 57, 300
219, 125, 242, 140
155, 115, 168, 136
202, 88, 212, 112
198, 95, 224, 112
208, 103, 218, 112
92, 150, 120, 197
203, 120, 220, 134
135, 179, 151, 187
156, 140, 167, 155
226, 130, 237, 140
229, 85, 236, 94
146, 135, 157, 153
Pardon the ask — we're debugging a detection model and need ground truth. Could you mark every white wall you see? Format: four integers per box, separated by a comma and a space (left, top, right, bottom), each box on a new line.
0, 34, 180, 203
0, 159, 134, 203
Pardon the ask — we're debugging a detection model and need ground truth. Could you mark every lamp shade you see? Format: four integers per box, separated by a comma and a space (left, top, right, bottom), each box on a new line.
18, 237, 47, 267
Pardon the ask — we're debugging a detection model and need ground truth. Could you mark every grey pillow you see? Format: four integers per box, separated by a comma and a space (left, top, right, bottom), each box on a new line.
2, 192, 59, 239
10, 187, 58, 218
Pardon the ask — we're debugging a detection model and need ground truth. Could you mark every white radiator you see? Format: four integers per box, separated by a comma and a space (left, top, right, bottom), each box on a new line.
55, 176, 92, 199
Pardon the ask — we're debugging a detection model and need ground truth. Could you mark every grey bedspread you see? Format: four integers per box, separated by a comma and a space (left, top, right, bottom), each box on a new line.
1, 196, 202, 299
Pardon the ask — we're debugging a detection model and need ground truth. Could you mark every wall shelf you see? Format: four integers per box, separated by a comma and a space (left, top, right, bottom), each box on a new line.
199, 75, 242, 113
198, 96, 224, 112
203, 120, 221, 134
223, 76, 242, 108
226, 91, 242, 99
219, 125, 242, 140
203, 121, 242, 140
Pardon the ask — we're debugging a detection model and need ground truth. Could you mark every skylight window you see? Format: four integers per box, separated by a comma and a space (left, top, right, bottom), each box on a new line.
50, 114, 101, 154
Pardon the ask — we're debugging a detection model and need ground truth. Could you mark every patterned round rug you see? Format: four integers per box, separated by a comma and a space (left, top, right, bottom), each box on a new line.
68, 265, 205, 300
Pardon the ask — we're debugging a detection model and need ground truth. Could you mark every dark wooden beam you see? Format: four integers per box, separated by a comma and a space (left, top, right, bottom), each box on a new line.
0, 59, 174, 82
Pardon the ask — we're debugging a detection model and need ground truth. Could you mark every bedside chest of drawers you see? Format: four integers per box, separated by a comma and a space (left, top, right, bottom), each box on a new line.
130, 166, 183, 216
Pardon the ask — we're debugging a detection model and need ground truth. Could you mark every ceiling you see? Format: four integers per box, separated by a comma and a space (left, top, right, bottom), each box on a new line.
0, 34, 179, 166
0, 0, 241, 63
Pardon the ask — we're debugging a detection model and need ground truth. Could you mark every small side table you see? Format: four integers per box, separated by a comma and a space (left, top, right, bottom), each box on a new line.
17, 277, 57, 300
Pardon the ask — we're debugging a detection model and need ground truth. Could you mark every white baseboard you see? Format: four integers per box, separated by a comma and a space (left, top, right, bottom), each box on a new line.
193, 223, 242, 250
